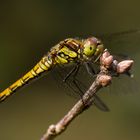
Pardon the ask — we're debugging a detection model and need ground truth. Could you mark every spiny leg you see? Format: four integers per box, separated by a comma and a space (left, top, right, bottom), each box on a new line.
63, 64, 80, 82
63, 63, 109, 111
84, 62, 97, 77
72, 79, 88, 106
62, 64, 85, 100
63, 63, 93, 106
70, 66, 87, 105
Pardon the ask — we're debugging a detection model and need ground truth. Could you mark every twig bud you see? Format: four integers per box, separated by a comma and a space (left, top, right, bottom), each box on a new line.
116, 60, 134, 74
98, 75, 112, 87
100, 50, 113, 67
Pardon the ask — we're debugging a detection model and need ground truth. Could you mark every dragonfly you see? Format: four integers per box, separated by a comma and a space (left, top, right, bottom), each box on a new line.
0, 37, 104, 100
0, 29, 139, 111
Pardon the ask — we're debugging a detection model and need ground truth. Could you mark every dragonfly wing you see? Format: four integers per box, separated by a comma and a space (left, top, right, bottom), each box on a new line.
99, 29, 140, 95
97, 29, 140, 42
99, 29, 140, 55
70, 76, 110, 112
52, 64, 110, 112
93, 94, 110, 112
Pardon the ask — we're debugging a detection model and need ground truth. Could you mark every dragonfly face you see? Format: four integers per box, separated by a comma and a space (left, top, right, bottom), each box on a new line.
82, 37, 104, 62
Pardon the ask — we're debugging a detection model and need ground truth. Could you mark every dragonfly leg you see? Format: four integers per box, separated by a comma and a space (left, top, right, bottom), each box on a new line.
72, 79, 87, 105
84, 62, 97, 77
63, 64, 80, 82
62, 64, 86, 104
71, 66, 92, 106
62, 63, 109, 111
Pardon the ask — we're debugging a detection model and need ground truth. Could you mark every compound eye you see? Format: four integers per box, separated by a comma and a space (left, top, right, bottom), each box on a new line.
83, 44, 96, 57
83, 37, 102, 57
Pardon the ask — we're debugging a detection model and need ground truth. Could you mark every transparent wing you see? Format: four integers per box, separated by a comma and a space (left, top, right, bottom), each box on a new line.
52, 64, 110, 112
98, 29, 140, 95
93, 94, 110, 112
74, 77, 110, 112
99, 29, 140, 55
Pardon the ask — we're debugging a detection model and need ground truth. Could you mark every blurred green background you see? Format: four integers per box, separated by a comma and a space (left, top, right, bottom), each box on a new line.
0, 0, 140, 140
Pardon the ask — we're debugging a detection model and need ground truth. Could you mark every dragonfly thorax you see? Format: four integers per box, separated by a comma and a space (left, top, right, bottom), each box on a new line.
46, 37, 104, 66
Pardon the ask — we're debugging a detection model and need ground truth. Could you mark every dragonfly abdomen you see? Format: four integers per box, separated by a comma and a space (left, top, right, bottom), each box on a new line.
0, 57, 52, 102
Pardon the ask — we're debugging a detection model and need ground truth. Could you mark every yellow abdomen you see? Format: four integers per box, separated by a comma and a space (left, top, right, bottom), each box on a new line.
0, 58, 52, 102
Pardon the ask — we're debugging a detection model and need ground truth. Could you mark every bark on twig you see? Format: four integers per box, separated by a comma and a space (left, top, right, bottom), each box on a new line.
41, 50, 134, 140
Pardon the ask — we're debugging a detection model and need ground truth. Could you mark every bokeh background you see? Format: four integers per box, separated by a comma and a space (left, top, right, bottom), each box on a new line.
0, 0, 140, 140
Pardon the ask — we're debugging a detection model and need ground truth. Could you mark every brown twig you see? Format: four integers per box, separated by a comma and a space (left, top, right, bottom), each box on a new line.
41, 49, 134, 140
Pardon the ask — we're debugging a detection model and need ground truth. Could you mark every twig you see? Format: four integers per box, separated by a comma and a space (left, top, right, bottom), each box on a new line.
41, 50, 134, 140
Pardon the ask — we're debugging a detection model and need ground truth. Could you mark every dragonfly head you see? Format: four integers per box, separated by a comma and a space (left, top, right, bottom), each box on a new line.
83, 37, 104, 62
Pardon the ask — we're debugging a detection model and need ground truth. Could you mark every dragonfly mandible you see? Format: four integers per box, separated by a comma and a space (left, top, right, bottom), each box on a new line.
0, 37, 105, 103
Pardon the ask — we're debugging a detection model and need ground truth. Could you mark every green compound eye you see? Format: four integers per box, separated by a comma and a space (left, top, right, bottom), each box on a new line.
83, 37, 98, 57
83, 44, 96, 56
